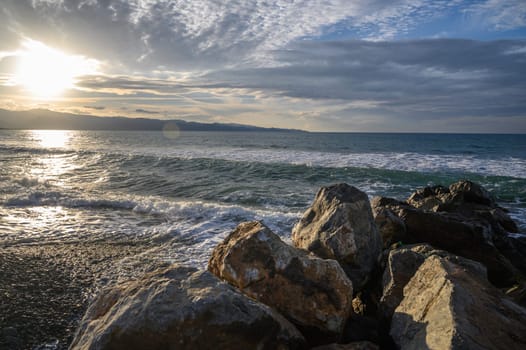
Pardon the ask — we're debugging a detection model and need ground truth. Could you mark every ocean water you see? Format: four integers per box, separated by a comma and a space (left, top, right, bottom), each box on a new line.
1, 130, 525, 280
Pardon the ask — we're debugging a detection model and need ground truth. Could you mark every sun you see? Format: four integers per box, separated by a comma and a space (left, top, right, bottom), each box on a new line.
14, 39, 98, 99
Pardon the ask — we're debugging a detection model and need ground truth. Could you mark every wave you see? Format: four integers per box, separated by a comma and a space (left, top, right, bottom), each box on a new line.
3, 139, 525, 179
148, 147, 526, 179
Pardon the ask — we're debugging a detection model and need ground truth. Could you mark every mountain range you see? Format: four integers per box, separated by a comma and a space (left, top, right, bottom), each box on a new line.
0, 109, 302, 132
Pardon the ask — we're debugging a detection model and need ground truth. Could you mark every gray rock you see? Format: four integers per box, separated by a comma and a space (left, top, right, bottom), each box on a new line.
292, 184, 382, 290
70, 265, 306, 350
391, 255, 526, 350
209, 221, 353, 342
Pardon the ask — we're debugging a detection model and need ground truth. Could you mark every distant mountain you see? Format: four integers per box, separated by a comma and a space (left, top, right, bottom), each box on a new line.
0, 109, 304, 132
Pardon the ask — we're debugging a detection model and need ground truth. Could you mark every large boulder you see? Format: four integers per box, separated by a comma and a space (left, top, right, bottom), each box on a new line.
380, 244, 486, 320
208, 221, 353, 343
390, 255, 526, 350
292, 184, 382, 290
70, 265, 306, 350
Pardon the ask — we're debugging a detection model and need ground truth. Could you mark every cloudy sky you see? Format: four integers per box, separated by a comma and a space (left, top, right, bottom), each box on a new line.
0, 0, 525, 132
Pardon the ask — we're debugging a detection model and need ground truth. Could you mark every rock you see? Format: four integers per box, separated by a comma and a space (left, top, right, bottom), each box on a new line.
380, 244, 487, 320
398, 207, 520, 287
448, 180, 494, 206
390, 255, 526, 350
407, 180, 518, 233
292, 184, 382, 290
208, 221, 353, 343
351, 294, 366, 316
406, 185, 448, 211
372, 181, 525, 287
70, 265, 306, 350
372, 207, 406, 248
310, 341, 379, 350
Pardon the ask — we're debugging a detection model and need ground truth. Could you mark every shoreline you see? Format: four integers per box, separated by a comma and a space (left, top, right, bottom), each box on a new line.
0, 241, 151, 350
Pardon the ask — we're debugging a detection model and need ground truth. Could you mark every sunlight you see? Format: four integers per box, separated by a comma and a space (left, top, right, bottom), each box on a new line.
14, 39, 98, 99
32, 130, 71, 148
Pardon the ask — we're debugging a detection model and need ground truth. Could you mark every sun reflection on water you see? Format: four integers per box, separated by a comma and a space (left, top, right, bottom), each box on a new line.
31, 130, 71, 148
28, 130, 77, 187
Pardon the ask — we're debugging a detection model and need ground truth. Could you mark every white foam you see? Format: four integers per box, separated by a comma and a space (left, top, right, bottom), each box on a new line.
120, 146, 526, 179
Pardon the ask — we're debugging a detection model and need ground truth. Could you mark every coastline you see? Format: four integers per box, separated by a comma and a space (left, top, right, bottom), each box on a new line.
2, 180, 526, 349
0, 241, 152, 349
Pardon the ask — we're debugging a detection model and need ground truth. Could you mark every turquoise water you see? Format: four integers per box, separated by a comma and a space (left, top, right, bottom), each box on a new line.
1, 130, 525, 271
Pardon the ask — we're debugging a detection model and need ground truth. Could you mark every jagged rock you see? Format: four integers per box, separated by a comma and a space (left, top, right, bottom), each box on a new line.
448, 180, 494, 206
70, 265, 306, 350
380, 244, 486, 320
292, 184, 382, 290
373, 181, 525, 288
391, 255, 526, 350
398, 207, 519, 287
372, 207, 406, 248
311, 341, 379, 350
407, 180, 518, 233
208, 221, 353, 343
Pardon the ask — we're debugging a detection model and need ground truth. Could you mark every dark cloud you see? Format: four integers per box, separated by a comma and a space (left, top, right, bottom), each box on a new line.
135, 108, 160, 114
204, 39, 526, 120
83, 105, 105, 110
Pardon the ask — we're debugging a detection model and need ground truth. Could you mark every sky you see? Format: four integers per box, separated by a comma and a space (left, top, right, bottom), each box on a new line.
0, 0, 525, 132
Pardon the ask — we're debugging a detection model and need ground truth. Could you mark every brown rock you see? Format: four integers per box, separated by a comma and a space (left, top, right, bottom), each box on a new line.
209, 221, 353, 342
407, 180, 518, 233
391, 255, 526, 350
373, 207, 406, 248
399, 207, 519, 287
292, 184, 382, 290
71, 265, 306, 350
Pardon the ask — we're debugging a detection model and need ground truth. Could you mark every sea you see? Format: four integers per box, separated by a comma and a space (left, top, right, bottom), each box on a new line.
1, 130, 525, 281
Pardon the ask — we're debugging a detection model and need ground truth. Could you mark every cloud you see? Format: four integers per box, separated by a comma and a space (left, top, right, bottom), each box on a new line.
3, 0, 524, 72
466, 0, 526, 31
135, 108, 159, 114
202, 39, 526, 118
83, 105, 105, 110
65, 38, 526, 132
0, 1, 524, 132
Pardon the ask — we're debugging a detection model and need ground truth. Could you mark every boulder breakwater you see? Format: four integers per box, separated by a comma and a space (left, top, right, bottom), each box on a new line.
69, 180, 526, 349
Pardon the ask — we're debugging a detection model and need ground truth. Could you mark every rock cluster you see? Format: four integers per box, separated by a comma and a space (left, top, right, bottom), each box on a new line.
71, 180, 526, 349
208, 221, 353, 342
